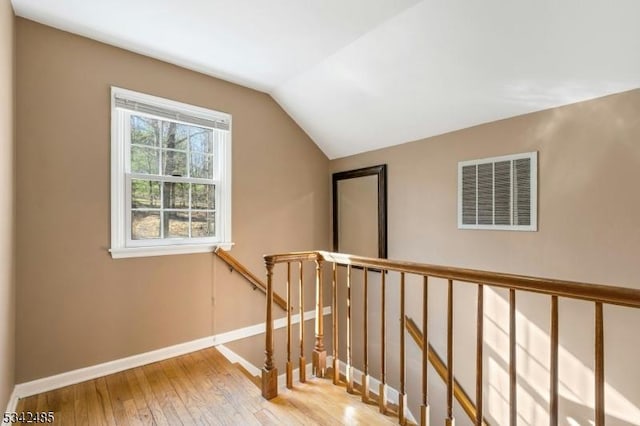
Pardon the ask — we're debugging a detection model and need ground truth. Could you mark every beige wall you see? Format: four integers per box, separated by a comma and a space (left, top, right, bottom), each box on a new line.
15, 19, 329, 383
12, 13, 640, 424
337, 174, 379, 257
0, 0, 15, 411
331, 90, 640, 425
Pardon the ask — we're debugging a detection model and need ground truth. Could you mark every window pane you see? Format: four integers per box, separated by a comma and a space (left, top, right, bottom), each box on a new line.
130, 116, 160, 147
162, 150, 187, 177
190, 129, 212, 153
131, 211, 160, 240
191, 184, 215, 210
191, 211, 215, 237
131, 146, 159, 174
190, 153, 214, 179
160, 122, 188, 151
163, 182, 189, 209
164, 211, 189, 238
131, 179, 161, 208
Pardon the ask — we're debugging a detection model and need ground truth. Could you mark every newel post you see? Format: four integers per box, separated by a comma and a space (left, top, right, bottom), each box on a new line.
312, 256, 327, 377
262, 259, 278, 399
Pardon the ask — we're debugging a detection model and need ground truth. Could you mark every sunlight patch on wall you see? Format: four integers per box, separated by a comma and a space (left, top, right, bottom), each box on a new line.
484, 287, 640, 425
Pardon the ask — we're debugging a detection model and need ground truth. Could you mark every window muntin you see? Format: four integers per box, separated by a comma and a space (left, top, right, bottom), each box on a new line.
111, 87, 232, 258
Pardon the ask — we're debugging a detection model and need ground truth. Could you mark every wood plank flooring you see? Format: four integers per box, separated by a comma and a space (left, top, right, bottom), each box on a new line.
14, 348, 400, 425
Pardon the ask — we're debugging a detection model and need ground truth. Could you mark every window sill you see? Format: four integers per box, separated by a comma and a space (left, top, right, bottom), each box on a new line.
109, 242, 234, 259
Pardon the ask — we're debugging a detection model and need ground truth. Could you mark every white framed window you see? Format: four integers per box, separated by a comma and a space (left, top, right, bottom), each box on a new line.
458, 151, 537, 231
110, 87, 232, 258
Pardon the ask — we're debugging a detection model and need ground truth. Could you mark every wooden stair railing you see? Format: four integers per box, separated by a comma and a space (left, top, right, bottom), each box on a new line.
261, 250, 640, 426
214, 247, 287, 311
405, 316, 489, 426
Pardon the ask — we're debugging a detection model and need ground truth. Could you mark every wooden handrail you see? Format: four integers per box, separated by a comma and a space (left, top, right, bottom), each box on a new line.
262, 250, 640, 425
264, 251, 640, 308
215, 248, 288, 311
405, 316, 489, 426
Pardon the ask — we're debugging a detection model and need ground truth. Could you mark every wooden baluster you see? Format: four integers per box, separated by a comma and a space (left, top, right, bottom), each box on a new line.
510, 289, 517, 426
299, 261, 306, 383
379, 270, 388, 414
446, 279, 455, 426
286, 262, 293, 389
331, 262, 340, 385
475, 284, 484, 426
332, 262, 340, 385
550, 296, 558, 426
313, 258, 327, 377
399, 272, 407, 424
261, 261, 278, 399
420, 276, 430, 426
346, 265, 354, 393
362, 267, 370, 403
595, 302, 605, 426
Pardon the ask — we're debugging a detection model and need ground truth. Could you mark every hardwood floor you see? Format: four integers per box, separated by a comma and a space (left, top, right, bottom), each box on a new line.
14, 348, 400, 425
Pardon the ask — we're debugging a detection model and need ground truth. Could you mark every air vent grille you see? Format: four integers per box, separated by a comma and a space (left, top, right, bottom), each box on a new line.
458, 152, 537, 231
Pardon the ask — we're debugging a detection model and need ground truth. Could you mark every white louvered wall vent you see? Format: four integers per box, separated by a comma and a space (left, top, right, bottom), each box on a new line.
458, 152, 537, 231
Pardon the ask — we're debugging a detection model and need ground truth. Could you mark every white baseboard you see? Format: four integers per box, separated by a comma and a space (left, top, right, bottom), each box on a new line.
215, 344, 261, 377
277, 360, 314, 390
13, 335, 215, 400
334, 359, 418, 424
213, 346, 416, 424
212, 306, 331, 346
215, 343, 313, 389
2, 388, 19, 424
11, 306, 331, 401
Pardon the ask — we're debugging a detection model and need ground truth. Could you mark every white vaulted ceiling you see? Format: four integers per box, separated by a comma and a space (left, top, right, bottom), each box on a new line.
12, 0, 640, 159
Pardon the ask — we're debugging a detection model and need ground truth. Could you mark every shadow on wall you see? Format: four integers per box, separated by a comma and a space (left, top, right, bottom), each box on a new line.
325, 89, 640, 425
484, 288, 640, 426
330, 268, 640, 426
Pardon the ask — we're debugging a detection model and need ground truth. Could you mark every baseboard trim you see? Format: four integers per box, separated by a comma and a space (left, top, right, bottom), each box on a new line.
3, 388, 19, 423
334, 359, 418, 424
215, 344, 261, 377
12, 306, 331, 400
13, 335, 215, 400
213, 348, 418, 424
215, 344, 313, 389
277, 359, 314, 389
212, 306, 331, 346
